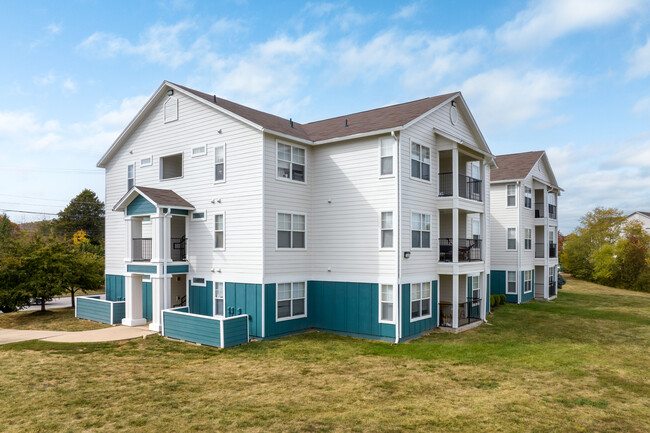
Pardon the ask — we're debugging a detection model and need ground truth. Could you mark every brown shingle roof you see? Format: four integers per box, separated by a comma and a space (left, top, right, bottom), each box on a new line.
136, 186, 194, 208
491, 151, 545, 181
172, 82, 457, 143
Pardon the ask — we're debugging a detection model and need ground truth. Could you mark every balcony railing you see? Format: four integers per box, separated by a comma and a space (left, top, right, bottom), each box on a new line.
438, 173, 482, 202
549, 242, 557, 258
439, 238, 482, 262
439, 297, 482, 328
535, 202, 545, 218
535, 243, 545, 258
133, 238, 152, 262
548, 204, 557, 219
171, 236, 187, 262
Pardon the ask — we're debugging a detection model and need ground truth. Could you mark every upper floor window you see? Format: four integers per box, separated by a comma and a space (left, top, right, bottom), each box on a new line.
507, 228, 517, 250
160, 153, 183, 180
381, 211, 393, 249
277, 282, 306, 320
524, 187, 532, 208
507, 184, 516, 207
411, 143, 430, 181
277, 142, 305, 182
140, 156, 152, 167
164, 96, 178, 123
127, 164, 135, 190
214, 213, 225, 250
411, 212, 431, 249
277, 213, 305, 249
191, 145, 207, 158
524, 229, 532, 250
215, 144, 225, 182
379, 284, 395, 323
507, 271, 517, 294
411, 282, 431, 319
380, 138, 394, 176
524, 270, 532, 293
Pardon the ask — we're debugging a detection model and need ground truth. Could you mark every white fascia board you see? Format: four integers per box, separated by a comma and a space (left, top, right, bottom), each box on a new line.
313, 126, 404, 145
262, 129, 313, 146
456, 93, 493, 157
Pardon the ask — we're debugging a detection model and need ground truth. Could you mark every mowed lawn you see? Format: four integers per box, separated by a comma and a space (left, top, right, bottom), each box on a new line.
0, 277, 648, 432
0, 307, 109, 332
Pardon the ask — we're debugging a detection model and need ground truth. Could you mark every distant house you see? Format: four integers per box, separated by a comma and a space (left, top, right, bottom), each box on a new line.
489, 151, 563, 303
626, 212, 650, 232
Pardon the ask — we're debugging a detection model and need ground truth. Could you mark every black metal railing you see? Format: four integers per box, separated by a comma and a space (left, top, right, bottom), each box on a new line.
438, 172, 453, 197
133, 238, 152, 262
171, 236, 187, 261
535, 242, 545, 258
535, 202, 545, 218
549, 242, 557, 258
439, 238, 453, 262
548, 204, 557, 219
549, 280, 557, 297
438, 238, 482, 262
438, 172, 482, 202
439, 298, 482, 328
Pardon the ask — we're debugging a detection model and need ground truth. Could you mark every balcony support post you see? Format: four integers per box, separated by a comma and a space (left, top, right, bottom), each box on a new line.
124, 215, 133, 262
452, 145, 459, 198
452, 274, 459, 329
452, 208, 459, 263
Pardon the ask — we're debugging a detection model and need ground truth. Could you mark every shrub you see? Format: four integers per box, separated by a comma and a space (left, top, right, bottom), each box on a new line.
490, 295, 496, 307
558, 274, 566, 289
499, 294, 506, 305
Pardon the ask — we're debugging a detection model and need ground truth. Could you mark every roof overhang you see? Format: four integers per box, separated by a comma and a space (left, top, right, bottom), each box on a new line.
113, 186, 195, 212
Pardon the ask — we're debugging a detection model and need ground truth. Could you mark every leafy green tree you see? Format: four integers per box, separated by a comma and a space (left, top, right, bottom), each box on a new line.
53, 189, 105, 246
591, 243, 617, 286
0, 256, 30, 313
64, 248, 104, 309
561, 233, 594, 280
19, 237, 71, 311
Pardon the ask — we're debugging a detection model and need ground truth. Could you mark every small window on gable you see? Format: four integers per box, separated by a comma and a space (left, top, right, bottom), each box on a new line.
160, 153, 183, 180
191, 145, 207, 158
140, 156, 152, 167
164, 97, 178, 123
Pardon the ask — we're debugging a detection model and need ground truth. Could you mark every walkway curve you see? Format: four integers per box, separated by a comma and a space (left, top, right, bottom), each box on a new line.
0, 325, 156, 345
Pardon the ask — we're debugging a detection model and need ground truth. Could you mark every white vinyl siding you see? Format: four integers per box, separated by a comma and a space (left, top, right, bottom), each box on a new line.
380, 211, 393, 249
410, 282, 431, 320
507, 271, 517, 294
379, 284, 395, 323
277, 142, 305, 182
276, 282, 306, 320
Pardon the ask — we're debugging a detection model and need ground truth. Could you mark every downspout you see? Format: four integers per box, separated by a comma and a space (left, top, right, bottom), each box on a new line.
392, 130, 401, 345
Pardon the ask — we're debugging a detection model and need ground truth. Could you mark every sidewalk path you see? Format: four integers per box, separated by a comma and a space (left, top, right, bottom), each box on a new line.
0, 325, 155, 345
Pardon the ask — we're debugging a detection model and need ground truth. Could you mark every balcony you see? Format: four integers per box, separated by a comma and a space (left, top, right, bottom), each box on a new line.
548, 204, 557, 220
439, 298, 482, 327
535, 243, 544, 258
439, 238, 482, 262
438, 173, 482, 202
549, 242, 557, 258
535, 202, 545, 218
133, 238, 152, 262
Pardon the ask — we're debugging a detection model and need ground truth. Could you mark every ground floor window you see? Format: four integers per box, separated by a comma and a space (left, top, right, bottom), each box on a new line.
214, 282, 224, 316
411, 282, 431, 320
471, 275, 480, 305
379, 284, 394, 323
277, 282, 306, 320
524, 270, 533, 293
507, 271, 517, 294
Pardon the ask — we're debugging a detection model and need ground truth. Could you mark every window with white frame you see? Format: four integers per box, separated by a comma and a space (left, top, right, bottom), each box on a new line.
214, 282, 224, 316
191, 145, 207, 158
381, 211, 393, 249
191, 211, 206, 221
277, 213, 305, 249
164, 96, 178, 123
277, 282, 306, 320
160, 153, 183, 180
524, 270, 532, 293
214, 214, 224, 249
411, 282, 431, 319
472, 219, 481, 240
507, 184, 516, 207
215, 144, 225, 182
471, 275, 480, 300
192, 277, 206, 286
380, 138, 394, 176
507, 228, 517, 250
507, 271, 517, 294
277, 142, 305, 182
524, 186, 532, 208
140, 156, 152, 167
380, 284, 394, 323
411, 212, 431, 248
410, 143, 430, 181
524, 228, 532, 250
127, 164, 135, 190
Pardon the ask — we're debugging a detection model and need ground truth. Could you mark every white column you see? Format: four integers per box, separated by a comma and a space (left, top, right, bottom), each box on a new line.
164, 275, 172, 310
149, 274, 170, 332
452, 208, 459, 263
480, 272, 487, 321
125, 216, 133, 262
122, 275, 146, 326
164, 213, 172, 263
452, 146, 459, 198
452, 274, 459, 328
151, 213, 163, 263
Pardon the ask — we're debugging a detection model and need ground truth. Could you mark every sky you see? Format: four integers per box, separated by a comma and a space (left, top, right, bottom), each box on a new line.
1, 0, 650, 234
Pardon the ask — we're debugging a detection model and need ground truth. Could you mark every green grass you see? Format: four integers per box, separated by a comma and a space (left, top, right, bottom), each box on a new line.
0, 277, 648, 432
0, 307, 109, 331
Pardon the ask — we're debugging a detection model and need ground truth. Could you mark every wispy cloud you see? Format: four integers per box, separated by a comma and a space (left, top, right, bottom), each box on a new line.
632, 95, 650, 114
392, 2, 420, 20
626, 37, 650, 79
46, 23, 62, 35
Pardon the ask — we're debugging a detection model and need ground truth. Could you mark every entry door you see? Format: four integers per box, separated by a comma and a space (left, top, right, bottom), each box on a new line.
142, 281, 153, 322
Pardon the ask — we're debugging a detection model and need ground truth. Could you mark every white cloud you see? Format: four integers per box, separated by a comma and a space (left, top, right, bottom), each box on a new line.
626, 38, 650, 79
536, 114, 571, 129
62, 78, 77, 93
458, 68, 572, 130
632, 95, 650, 114
392, 2, 420, 20
46, 23, 62, 34
34, 71, 56, 86
496, 0, 645, 50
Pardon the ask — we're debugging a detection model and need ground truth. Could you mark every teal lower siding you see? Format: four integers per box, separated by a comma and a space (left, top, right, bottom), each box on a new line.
105, 275, 125, 301
225, 283, 262, 338
222, 316, 249, 347
76, 296, 124, 325
163, 310, 221, 347
401, 281, 438, 340
112, 302, 125, 324
142, 282, 152, 322
490, 271, 518, 303
189, 282, 213, 316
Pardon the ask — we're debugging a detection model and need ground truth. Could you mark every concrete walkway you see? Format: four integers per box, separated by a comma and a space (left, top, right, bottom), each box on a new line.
0, 325, 155, 345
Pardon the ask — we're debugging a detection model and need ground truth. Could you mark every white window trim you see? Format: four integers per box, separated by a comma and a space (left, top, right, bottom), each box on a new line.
159, 152, 184, 181
163, 96, 178, 124
410, 281, 433, 322
191, 210, 207, 222
379, 283, 396, 324
127, 163, 135, 190
191, 277, 207, 287
214, 143, 226, 184
213, 281, 225, 318
506, 184, 517, 208
276, 140, 307, 184
470, 275, 481, 305
411, 211, 432, 250
524, 228, 532, 250
379, 210, 395, 251
275, 282, 307, 322
191, 144, 207, 158
140, 156, 153, 167
524, 270, 533, 293
213, 212, 225, 251
276, 210, 307, 251
506, 227, 517, 251
378, 137, 395, 178
410, 142, 432, 183
506, 271, 517, 295
524, 186, 532, 209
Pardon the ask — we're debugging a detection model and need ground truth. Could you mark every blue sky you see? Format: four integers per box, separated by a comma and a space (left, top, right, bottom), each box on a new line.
1, 0, 650, 234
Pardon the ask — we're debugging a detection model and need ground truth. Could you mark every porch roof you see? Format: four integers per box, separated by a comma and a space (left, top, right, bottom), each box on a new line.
112, 186, 195, 213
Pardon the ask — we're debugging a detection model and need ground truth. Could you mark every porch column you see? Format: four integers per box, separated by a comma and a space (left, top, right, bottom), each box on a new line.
452, 208, 459, 263
124, 216, 133, 262
452, 273, 459, 328
151, 212, 163, 263
164, 213, 172, 263
480, 272, 487, 321
149, 275, 166, 332
452, 146, 459, 198
122, 275, 146, 326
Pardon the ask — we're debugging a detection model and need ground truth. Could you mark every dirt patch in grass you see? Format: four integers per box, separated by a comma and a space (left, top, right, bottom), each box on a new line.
0, 307, 109, 332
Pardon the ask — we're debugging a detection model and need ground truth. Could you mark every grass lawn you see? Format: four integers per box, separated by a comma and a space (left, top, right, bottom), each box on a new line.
0, 277, 648, 432
0, 307, 109, 332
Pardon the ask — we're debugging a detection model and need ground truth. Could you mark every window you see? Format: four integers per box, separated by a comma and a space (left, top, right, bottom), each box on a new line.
214, 282, 224, 316
192, 277, 206, 286
410, 143, 430, 181
381, 211, 393, 249
507, 271, 517, 294
127, 164, 135, 190
524, 270, 532, 293
524, 228, 532, 250
380, 138, 394, 176
277, 282, 306, 320
140, 156, 152, 167
471, 276, 480, 303
214, 214, 224, 250
411, 282, 431, 320
160, 153, 183, 180
277, 213, 305, 249
191, 211, 206, 221
380, 284, 394, 323
411, 212, 431, 249
164, 96, 178, 123
548, 193, 556, 206
191, 145, 207, 158
215, 144, 225, 182
524, 187, 532, 208
277, 142, 305, 182
471, 161, 480, 180
507, 228, 517, 250
507, 184, 516, 207
472, 219, 481, 240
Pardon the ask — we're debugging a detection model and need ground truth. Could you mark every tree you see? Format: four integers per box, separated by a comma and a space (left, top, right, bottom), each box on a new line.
52, 189, 105, 246
64, 246, 104, 309
0, 256, 30, 313
0, 214, 20, 258
19, 238, 71, 311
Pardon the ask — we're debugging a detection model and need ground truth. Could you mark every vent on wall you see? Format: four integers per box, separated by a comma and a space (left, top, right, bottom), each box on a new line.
164, 96, 178, 123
